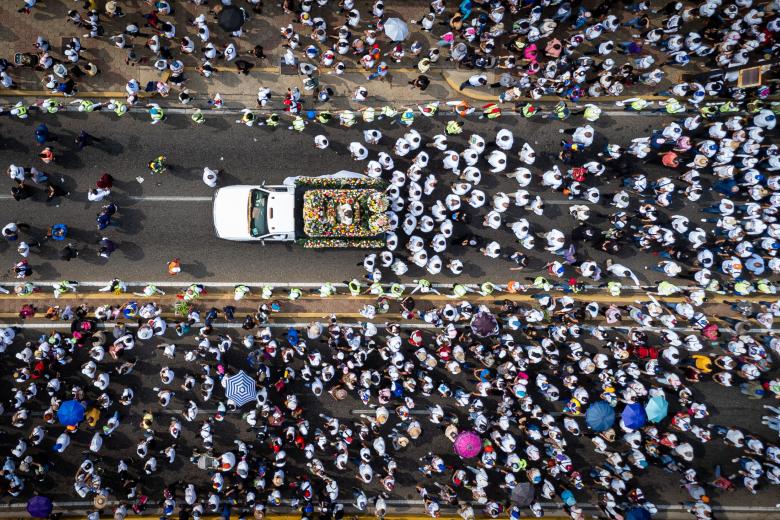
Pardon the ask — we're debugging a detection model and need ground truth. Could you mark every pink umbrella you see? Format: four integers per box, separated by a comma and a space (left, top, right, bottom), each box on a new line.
453, 431, 482, 458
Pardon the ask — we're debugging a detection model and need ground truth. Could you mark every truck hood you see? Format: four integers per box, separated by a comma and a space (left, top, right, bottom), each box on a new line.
213, 186, 251, 240
266, 191, 295, 236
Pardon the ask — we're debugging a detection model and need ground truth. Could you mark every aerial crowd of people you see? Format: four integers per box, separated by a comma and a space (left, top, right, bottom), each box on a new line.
1, 0, 780, 520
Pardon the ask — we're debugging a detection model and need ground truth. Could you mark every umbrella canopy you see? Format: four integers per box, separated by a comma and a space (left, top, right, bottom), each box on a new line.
645, 395, 669, 423
470, 311, 499, 338
625, 507, 651, 520
453, 431, 482, 458
225, 370, 256, 407
57, 399, 85, 426
384, 17, 410, 41
545, 38, 563, 57
218, 5, 245, 32
27, 496, 53, 518
510, 482, 535, 506
621, 402, 647, 430
585, 400, 615, 432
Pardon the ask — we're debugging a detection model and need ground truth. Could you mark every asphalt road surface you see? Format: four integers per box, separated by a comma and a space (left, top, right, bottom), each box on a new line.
2, 111, 778, 513
0, 110, 701, 285
0, 322, 777, 511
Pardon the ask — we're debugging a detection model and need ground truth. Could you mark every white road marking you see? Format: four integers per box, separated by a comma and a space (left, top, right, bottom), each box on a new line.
0, 195, 212, 201
0, 281, 681, 290
127, 196, 212, 201
1, 281, 333, 288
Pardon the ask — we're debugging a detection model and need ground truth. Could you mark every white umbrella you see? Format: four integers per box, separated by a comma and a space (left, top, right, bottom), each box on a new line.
224, 370, 256, 407
384, 18, 410, 41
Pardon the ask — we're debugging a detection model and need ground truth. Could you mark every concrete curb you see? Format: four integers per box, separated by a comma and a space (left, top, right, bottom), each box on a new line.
5, 80, 774, 110
439, 71, 780, 105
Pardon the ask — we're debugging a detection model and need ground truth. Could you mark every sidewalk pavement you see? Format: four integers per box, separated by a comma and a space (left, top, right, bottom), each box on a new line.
0, 288, 760, 329
0, 1, 450, 109
0, 0, 692, 109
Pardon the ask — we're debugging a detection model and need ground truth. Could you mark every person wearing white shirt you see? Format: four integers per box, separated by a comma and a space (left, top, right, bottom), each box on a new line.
427, 134, 447, 151
495, 129, 513, 151
481, 241, 501, 258
349, 142, 368, 160
483, 210, 502, 230
518, 143, 536, 164
487, 150, 507, 173
571, 125, 594, 147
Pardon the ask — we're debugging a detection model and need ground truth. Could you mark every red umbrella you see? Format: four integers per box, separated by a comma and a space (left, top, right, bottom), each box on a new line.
453, 431, 482, 458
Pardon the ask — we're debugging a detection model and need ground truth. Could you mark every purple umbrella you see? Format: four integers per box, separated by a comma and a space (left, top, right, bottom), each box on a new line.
470, 311, 499, 338
453, 431, 482, 458
27, 496, 53, 518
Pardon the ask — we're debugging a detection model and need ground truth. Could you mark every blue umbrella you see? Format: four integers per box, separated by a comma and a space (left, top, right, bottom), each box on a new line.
625, 507, 651, 520
621, 403, 647, 430
57, 399, 85, 426
27, 495, 53, 518
645, 395, 669, 423
224, 370, 256, 407
585, 400, 615, 432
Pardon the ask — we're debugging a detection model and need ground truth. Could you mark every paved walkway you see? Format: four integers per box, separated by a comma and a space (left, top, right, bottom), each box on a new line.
0, 1, 693, 109
0, 287, 765, 331
0, 1, 453, 108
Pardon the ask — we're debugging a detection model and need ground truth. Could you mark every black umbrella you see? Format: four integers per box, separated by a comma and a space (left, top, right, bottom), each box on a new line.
510, 483, 535, 507
470, 310, 499, 338
218, 5, 245, 32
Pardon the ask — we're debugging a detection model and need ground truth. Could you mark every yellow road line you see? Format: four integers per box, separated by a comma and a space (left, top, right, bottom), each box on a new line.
0, 291, 769, 304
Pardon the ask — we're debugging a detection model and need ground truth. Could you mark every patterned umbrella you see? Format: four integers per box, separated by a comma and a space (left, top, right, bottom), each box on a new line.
225, 370, 256, 407
57, 399, 85, 426
470, 311, 499, 338
453, 430, 482, 458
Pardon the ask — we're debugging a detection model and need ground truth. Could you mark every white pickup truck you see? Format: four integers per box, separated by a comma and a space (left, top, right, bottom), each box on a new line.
212, 172, 390, 248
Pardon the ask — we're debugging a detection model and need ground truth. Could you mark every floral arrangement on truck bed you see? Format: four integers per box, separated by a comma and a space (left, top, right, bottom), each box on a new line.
299, 238, 386, 248
295, 176, 388, 190
303, 189, 390, 238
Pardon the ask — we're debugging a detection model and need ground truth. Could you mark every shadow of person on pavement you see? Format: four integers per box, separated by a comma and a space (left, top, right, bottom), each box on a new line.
117, 240, 144, 261
181, 260, 214, 278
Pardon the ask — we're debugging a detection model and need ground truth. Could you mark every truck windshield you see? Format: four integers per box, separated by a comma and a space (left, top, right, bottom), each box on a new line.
249, 189, 268, 237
